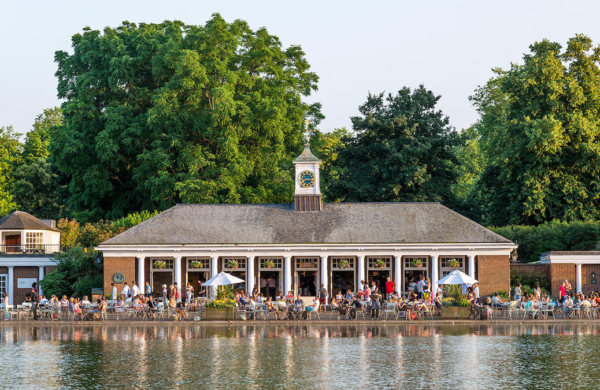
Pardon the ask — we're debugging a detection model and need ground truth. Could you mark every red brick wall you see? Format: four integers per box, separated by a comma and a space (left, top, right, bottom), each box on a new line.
104, 257, 135, 297
582, 264, 600, 296
549, 263, 576, 298
14, 267, 40, 304
476, 255, 510, 297
510, 264, 550, 280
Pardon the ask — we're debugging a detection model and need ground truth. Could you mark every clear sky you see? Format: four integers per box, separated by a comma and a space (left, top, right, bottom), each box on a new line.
1, 1, 599, 137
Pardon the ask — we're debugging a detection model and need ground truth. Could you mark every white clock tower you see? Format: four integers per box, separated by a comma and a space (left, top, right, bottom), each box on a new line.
293, 121, 322, 211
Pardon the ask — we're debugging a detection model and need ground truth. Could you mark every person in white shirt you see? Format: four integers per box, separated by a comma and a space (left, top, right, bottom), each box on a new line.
473, 284, 480, 303
40, 296, 49, 305
132, 281, 140, 298
111, 283, 118, 301
121, 282, 131, 298
417, 275, 425, 299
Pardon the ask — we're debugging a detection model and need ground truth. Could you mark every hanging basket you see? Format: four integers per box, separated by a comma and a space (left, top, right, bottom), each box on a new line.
338, 260, 350, 270
154, 260, 166, 269
189, 261, 202, 269
448, 259, 460, 269
411, 259, 422, 268
227, 259, 239, 270
375, 260, 386, 269
265, 260, 275, 269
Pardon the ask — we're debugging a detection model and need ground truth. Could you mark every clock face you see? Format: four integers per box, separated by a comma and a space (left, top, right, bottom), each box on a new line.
299, 170, 316, 188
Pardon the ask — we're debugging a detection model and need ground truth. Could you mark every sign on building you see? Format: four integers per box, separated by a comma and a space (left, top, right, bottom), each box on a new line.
17, 278, 37, 289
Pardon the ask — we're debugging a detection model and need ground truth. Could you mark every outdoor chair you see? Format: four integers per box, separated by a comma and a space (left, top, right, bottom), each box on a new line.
383, 303, 398, 320
306, 307, 320, 321
419, 306, 434, 320
236, 305, 247, 320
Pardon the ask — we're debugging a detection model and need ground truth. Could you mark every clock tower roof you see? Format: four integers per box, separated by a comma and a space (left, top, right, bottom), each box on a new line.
294, 144, 320, 163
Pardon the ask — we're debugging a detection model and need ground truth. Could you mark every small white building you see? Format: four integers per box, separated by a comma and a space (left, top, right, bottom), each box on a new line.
0, 211, 61, 303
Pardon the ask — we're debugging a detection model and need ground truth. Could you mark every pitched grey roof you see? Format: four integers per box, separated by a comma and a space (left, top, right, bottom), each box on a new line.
0, 211, 60, 232
101, 202, 512, 245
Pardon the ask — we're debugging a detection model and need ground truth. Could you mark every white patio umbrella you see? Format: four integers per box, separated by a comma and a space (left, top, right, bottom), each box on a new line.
436, 270, 478, 285
202, 271, 245, 287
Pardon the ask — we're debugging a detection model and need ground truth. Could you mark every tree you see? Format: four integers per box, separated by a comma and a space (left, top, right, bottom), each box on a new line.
310, 127, 350, 202
471, 34, 600, 225
51, 15, 320, 221
327, 86, 462, 203
12, 158, 66, 219
22, 107, 62, 161
40, 247, 103, 298
451, 127, 486, 200
0, 126, 22, 216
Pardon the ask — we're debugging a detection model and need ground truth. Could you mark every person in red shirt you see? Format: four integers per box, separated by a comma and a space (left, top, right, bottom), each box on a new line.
385, 277, 395, 301
559, 281, 566, 303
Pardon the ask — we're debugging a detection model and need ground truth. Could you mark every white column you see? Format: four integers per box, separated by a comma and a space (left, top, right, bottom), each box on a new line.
38, 266, 45, 297
174, 257, 181, 301
468, 255, 475, 279
211, 256, 219, 298
394, 256, 402, 295
284, 256, 291, 296
320, 256, 328, 296
357, 256, 365, 291
247, 256, 255, 294
7, 266, 13, 304
576, 263, 582, 294
137, 257, 145, 296
431, 255, 439, 296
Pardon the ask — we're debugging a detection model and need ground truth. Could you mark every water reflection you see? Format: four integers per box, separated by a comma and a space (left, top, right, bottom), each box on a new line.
1, 324, 600, 389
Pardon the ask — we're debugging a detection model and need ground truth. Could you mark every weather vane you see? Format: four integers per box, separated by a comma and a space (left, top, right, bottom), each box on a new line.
302, 119, 314, 145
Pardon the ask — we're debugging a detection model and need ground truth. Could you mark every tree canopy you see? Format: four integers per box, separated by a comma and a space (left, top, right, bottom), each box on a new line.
52, 14, 320, 221
326, 86, 462, 203
471, 34, 600, 225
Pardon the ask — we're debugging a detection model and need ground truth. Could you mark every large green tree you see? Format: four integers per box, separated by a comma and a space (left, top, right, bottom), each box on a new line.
12, 158, 66, 219
0, 126, 22, 216
52, 14, 320, 221
327, 86, 462, 203
23, 107, 62, 162
471, 34, 600, 225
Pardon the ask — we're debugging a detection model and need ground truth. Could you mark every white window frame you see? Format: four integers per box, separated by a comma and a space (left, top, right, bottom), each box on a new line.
260, 258, 283, 270
187, 258, 210, 271
367, 257, 391, 270
331, 257, 355, 270
150, 258, 174, 271
0, 274, 6, 295
222, 257, 247, 271
295, 257, 318, 271
26, 232, 43, 249
440, 256, 466, 277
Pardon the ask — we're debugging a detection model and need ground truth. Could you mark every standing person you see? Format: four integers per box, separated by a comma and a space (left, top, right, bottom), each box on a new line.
473, 283, 480, 304
318, 284, 328, 308
559, 282, 566, 303
260, 277, 267, 296
370, 295, 381, 320
121, 282, 131, 301
111, 283, 118, 301
417, 275, 425, 300
132, 281, 140, 299
186, 282, 194, 303
385, 277, 395, 301
145, 282, 152, 298
30, 282, 39, 320
515, 283, 522, 301
268, 277, 277, 299
359, 280, 366, 294
565, 279, 572, 296
173, 282, 180, 302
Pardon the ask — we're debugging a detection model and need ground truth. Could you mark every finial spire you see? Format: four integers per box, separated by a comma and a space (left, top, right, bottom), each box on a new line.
302, 119, 313, 145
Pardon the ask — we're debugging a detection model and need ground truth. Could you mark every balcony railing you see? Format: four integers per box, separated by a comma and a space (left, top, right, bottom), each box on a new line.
0, 244, 62, 255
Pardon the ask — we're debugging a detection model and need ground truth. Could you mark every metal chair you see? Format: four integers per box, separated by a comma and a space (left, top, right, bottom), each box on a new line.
383, 303, 398, 320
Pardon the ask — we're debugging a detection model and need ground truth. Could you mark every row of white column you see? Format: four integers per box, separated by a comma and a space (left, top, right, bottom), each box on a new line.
133, 254, 477, 300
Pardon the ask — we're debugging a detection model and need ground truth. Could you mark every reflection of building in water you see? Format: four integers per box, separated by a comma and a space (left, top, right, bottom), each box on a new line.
98, 140, 516, 299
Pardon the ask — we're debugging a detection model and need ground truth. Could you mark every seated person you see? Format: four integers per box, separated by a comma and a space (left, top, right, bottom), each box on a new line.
264, 297, 281, 320
491, 293, 503, 307
40, 295, 49, 305
349, 296, 363, 319
293, 295, 304, 319
305, 298, 319, 320
175, 300, 187, 320
344, 290, 353, 304
330, 298, 340, 311
335, 291, 343, 301
146, 297, 157, 320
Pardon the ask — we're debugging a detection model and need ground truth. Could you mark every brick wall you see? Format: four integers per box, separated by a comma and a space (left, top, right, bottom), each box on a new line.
476, 255, 510, 297
104, 257, 135, 297
510, 264, 550, 280
581, 264, 600, 296
549, 263, 576, 298
14, 267, 40, 304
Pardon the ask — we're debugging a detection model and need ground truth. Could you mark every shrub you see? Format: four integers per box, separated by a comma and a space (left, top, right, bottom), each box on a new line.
495, 290, 509, 299
511, 269, 550, 291
457, 298, 471, 307
216, 285, 234, 300
207, 299, 236, 308
444, 285, 465, 301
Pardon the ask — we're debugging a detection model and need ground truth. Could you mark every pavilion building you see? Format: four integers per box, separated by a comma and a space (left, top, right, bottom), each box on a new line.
97, 138, 516, 300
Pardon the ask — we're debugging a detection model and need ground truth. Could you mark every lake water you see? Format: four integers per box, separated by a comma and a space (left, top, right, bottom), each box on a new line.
0, 323, 598, 389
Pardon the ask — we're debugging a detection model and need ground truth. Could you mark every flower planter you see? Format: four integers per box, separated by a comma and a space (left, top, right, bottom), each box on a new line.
206, 307, 235, 321
440, 306, 470, 319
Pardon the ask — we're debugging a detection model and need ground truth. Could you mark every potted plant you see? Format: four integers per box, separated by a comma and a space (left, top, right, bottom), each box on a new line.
411, 259, 422, 268
227, 259, 239, 270
264, 260, 275, 269
206, 286, 236, 320
153, 260, 167, 269
189, 261, 202, 269
338, 259, 350, 269
448, 259, 460, 269
375, 259, 386, 269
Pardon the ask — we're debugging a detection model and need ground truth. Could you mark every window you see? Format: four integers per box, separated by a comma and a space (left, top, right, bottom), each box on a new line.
332, 257, 354, 270
295, 258, 318, 270
26, 232, 43, 249
223, 258, 247, 270
187, 258, 210, 270
440, 256, 465, 277
404, 257, 427, 270
0, 274, 6, 294
260, 258, 282, 269
367, 257, 391, 269
151, 259, 174, 270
